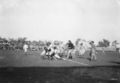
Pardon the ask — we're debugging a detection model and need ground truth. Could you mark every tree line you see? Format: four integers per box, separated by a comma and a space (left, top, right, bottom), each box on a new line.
0, 37, 119, 50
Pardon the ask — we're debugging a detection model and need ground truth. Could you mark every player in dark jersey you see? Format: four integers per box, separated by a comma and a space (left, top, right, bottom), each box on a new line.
66, 40, 75, 59
67, 40, 75, 49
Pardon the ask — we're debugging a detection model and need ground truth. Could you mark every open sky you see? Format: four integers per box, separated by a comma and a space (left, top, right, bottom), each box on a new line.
0, 0, 120, 43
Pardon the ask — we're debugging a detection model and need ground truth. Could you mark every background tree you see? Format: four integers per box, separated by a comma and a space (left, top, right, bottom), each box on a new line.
14, 37, 27, 50
17, 37, 27, 44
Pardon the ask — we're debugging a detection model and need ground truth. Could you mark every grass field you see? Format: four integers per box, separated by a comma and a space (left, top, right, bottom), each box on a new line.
0, 50, 120, 83
0, 50, 120, 67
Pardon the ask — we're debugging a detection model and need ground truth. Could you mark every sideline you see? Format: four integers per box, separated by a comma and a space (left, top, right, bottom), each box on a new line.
62, 58, 89, 66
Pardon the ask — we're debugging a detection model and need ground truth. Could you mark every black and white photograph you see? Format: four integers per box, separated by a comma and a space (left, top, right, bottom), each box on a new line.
0, 0, 120, 83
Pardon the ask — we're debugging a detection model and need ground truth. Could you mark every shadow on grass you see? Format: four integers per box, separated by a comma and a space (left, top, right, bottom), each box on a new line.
0, 66, 120, 83
109, 61, 120, 65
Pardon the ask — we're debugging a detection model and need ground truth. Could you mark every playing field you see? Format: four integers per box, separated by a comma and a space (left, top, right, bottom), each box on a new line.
0, 50, 120, 67
0, 50, 120, 83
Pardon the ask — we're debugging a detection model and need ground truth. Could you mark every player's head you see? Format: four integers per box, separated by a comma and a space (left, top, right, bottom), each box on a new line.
90, 41, 94, 44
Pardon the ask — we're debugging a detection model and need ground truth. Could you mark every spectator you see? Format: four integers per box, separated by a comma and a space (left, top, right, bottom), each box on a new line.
23, 43, 28, 53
